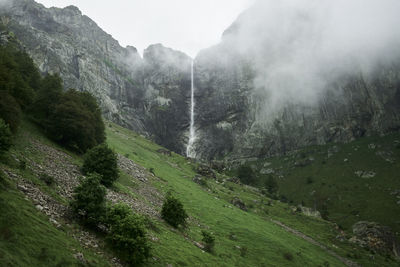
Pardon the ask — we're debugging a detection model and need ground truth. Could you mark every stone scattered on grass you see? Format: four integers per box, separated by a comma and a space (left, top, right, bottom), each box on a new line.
231, 197, 247, 211
354, 171, 376, 179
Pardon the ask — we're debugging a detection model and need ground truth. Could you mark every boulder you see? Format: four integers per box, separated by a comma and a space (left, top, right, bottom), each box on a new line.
354, 171, 376, 178
231, 197, 247, 211
196, 164, 216, 179
350, 221, 400, 257
296, 205, 321, 219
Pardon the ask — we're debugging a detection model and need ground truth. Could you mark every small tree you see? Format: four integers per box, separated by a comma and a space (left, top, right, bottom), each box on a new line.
265, 175, 278, 194
107, 213, 151, 266
201, 230, 215, 253
82, 143, 119, 187
70, 173, 106, 226
161, 193, 188, 228
0, 91, 21, 133
237, 165, 255, 185
0, 119, 12, 155
106, 203, 132, 227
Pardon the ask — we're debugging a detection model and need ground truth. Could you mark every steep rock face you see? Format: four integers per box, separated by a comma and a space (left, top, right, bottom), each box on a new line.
194, 51, 400, 159
191, 2, 400, 160
142, 44, 191, 154
0, 0, 192, 153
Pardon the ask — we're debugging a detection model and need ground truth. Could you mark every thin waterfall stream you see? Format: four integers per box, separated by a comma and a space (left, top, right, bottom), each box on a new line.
186, 60, 196, 158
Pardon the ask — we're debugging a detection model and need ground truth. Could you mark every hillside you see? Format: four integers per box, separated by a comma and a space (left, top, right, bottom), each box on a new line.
227, 132, 400, 233
2, 0, 399, 159
0, 119, 399, 266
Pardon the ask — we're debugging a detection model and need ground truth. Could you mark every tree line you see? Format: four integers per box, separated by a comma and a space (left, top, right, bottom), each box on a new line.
0, 42, 104, 154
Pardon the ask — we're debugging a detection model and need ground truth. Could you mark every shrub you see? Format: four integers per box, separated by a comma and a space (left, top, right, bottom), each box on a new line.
40, 173, 55, 186
70, 173, 106, 226
47, 90, 105, 153
239, 246, 248, 257
0, 91, 21, 133
237, 165, 255, 185
107, 213, 151, 266
283, 252, 294, 261
0, 119, 12, 155
19, 159, 26, 170
201, 230, 215, 253
106, 203, 132, 227
82, 143, 119, 187
161, 193, 188, 228
265, 175, 278, 194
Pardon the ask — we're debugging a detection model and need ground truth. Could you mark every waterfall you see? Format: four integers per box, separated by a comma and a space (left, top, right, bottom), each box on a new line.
186, 60, 196, 158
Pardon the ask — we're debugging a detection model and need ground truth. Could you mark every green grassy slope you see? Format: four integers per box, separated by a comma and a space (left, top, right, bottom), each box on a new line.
0, 183, 108, 266
1, 120, 399, 266
105, 122, 398, 266
228, 133, 400, 233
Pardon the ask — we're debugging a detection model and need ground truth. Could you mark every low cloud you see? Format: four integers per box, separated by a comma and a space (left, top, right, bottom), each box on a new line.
219, 0, 400, 119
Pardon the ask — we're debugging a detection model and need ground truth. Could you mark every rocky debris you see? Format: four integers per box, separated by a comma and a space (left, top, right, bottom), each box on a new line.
73, 252, 86, 265
193, 241, 205, 250
263, 162, 272, 167
156, 149, 172, 156
295, 206, 322, 219
106, 189, 159, 219
231, 197, 247, 211
376, 150, 395, 164
350, 221, 400, 257
209, 161, 226, 172
117, 154, 148, 182
72, 229, 100, 249
196, 164, 216, 179
368, 143, 377, 150
16, 180, 67, 220
115, 154, 164, 216
354, 171, 376, 179
192, 175, 207, 186
27, 138, 81, 199
260, 168, 274, 174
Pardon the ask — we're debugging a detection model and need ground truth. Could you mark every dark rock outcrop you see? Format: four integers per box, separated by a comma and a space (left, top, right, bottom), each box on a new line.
350, 221, 400, 257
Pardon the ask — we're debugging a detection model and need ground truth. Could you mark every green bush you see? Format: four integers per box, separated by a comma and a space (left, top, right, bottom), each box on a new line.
106, 203, 132, 226
0, 91, 21, 133
237, 165, 255, 185
70, 173, 106, 226
265, 175, 278, 194
82, 143, 119, 187
201, 230, 215, 253
107, 213, 151, 266
47, 90, 105, 153
283, 252, 294, 261
0, 119, 12, 155
161, 193, 188, 228
39, 173, 54, 186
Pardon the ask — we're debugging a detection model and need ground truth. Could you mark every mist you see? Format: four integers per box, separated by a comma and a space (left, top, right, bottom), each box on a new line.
218, 0, 400, 119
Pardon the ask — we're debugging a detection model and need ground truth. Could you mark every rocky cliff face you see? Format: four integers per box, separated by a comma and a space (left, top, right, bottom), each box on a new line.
2, 0, 399, 159
193, 51, 400, 159
191, 1, 400, 160
0, 0, 192, 154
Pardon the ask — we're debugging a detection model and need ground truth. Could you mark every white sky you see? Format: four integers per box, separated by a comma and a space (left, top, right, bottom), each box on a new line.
36, 0, 254, 57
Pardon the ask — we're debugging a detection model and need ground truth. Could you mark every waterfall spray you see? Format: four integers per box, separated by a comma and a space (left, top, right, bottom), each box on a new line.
186, 60, 196, 158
